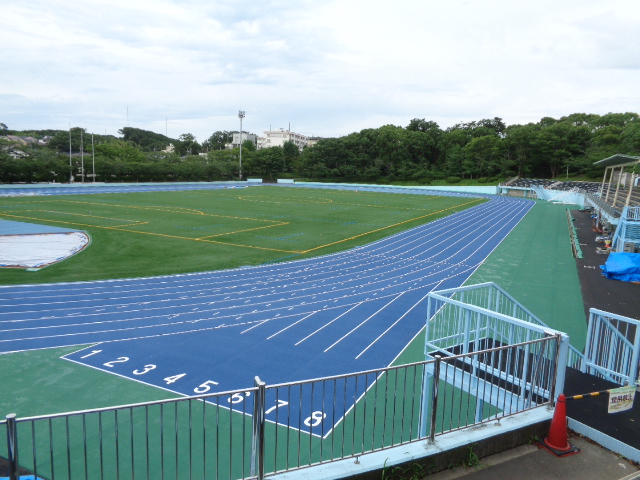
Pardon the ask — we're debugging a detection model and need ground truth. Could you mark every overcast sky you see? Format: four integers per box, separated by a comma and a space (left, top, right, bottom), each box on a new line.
2, 0, 639, 143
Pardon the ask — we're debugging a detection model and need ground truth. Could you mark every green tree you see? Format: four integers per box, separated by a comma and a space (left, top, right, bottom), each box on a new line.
504, 123, 538, 177
119, 127, 173, 151
282, 141, 299, 173
531, 121, 590, 178
48, 127, 87, 153
207, 149, 240, 179
202, 131, 233, 151
94, 140, 147, 163
242, 139, 257, 152
621, 122, 640, 154
175, 133, 201, 156
252, 147, 285, 178
406, 118, 442, 163
463, 135, 502, 178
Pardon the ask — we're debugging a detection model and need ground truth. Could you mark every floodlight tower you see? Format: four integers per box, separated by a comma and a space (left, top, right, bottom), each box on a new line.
238, 110, 245, 181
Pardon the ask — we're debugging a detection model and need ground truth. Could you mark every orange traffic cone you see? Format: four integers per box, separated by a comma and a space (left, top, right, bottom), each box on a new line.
537, 394, 580, 457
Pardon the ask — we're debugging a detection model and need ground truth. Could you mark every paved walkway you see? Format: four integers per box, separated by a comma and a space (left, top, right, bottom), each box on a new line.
429, 435, 640, 479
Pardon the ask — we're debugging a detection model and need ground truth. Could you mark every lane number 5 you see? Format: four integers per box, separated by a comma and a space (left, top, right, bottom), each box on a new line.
194, 380, 219, 394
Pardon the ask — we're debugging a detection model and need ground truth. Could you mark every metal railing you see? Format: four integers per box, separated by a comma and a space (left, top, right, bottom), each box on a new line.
581, 309, 640, 386
585, 192, 621, 222
567, 209, 583, 258
626, 206, 640, 221
611, 206, 640, 252
421, 336, 559, 441
1, 385, 260, 480
424, 282, 576, 399
1, 336, 562, 480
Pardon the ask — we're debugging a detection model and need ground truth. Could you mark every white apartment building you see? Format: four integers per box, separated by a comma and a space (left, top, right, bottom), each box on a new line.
229, 132, 257, 149
257, 129, 308, 151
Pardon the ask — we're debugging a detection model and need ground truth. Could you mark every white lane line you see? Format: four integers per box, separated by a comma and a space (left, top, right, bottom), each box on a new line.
355, 291, 431, 359
266, 311, 318, 340
323, 293, 405, 353
295, 302, 363, 346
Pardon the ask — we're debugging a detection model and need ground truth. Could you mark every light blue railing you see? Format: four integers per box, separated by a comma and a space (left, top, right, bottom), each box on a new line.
612, 206, 640, 252
583, 309, 640, 386
424, 283, 572, 418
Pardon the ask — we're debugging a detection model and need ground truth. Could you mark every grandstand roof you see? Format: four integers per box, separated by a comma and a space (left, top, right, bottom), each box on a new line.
593, 153, 640, 168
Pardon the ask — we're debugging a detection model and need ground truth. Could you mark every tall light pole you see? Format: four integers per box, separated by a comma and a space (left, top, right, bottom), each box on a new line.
238, 110, 245, 181
68, 125, 73, 183
92, 133, 96, 183
80, 129, 84, 183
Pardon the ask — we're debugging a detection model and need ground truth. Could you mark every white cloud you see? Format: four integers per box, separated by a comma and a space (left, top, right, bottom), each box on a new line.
1, 0, 639, 142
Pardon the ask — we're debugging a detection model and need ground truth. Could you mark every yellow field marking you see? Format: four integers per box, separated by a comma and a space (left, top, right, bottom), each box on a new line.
236, 193, 446, 212
196, 221, 290, 239
52, 198, 283, 226
98, 227, 300, 253
299, 199, 484, 254
54, 199, 212, 216
237, 195, 334, 205
0, 212, 299, 253
0, 212, 149, 230
0, 212, 297, 253
33, 209, 147, 226
13, 200, 289, 237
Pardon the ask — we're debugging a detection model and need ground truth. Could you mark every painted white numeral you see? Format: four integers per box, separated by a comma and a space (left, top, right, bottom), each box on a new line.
304, 411, 326, 427
103, 357, 129, 367
265, 399, 289, 415
163, 373, 186, 385
228, 392, 251, 404
80, 350, 102, 359
194, 380, 219, 394
133, 364, 157, 375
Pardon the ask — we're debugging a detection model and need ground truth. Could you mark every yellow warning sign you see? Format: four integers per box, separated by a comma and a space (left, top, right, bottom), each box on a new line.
608, 386, 636, 414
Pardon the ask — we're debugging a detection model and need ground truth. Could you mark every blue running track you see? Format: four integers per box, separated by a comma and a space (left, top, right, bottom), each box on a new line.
0, 184, 534, 435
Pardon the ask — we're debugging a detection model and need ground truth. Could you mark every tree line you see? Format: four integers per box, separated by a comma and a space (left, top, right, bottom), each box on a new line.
2, 112, 640, 185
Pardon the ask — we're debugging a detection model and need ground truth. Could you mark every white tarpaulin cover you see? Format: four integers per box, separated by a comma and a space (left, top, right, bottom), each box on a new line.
0, 232, 90, 268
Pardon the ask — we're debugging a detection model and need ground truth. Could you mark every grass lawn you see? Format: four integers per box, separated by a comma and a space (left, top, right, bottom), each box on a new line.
0, 186, 484, 285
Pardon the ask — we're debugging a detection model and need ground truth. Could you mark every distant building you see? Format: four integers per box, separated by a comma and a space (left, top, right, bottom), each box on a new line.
306, 137, 323, 148
257, 129, 308, 151
7, 149, 29, 159
5, 135, 24, 145
227, 133, 257, 149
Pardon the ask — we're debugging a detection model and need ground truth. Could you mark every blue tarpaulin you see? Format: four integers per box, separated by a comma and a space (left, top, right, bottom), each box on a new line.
600, 252, 640, 283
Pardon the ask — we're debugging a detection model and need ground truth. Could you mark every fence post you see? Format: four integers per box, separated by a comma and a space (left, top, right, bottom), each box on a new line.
582, 310, 596, 374
429, 356, 442, 444
631, 323, 640, 387
6, 414, 18, 480
251, 377, 266, 480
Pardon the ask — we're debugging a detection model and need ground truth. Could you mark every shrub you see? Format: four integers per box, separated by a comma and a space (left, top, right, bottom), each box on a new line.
446, 176, 462, 184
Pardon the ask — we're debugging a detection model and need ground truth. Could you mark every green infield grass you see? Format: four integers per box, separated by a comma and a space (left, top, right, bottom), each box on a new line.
0, 186, 485, 285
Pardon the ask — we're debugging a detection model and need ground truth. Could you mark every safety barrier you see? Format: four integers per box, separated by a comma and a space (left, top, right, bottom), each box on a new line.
611, 206, 640, 252
1, 335, 561, 480
581, 309, 640, 386
424, 283, 572, 419
566, 209, 583, 258
585, 192, 621, 224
